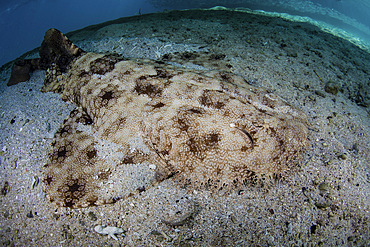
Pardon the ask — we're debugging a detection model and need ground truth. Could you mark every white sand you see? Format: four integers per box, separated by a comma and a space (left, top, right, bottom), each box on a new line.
0, 9, 369, 246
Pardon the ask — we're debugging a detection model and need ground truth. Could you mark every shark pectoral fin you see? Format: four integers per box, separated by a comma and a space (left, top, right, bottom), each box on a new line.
7, 58, 42, 86
42, 107, 107, 208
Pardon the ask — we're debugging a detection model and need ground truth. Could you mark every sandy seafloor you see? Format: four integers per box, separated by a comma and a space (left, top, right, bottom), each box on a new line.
0, 8, 369, 246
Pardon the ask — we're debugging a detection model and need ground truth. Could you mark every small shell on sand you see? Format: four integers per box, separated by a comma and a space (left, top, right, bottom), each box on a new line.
94, 225, 124, 240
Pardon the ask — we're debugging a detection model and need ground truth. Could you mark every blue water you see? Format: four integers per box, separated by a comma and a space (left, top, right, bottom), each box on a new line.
0, 0, 160, 67
1, 0, 370, 67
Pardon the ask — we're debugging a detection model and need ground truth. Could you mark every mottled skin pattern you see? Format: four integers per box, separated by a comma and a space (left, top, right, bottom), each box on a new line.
15, 29, 309, 208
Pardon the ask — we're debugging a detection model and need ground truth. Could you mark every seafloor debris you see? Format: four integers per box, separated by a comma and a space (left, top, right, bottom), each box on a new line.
31, 176, 39, 189
1, 181, 9, 196
324, 80, 340, 95
8, 29, 308, 208
161, 196, 198, 226
94, 225, 124, 240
